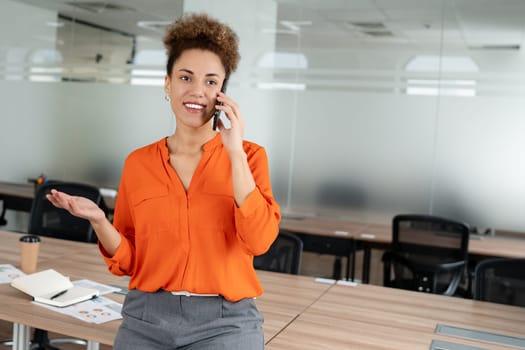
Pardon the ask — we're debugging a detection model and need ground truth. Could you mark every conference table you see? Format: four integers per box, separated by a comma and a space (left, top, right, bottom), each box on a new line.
0, 230, 333, 349
266, 282, 525, 350
280, 215, 525, 283
2, 230, 525, 350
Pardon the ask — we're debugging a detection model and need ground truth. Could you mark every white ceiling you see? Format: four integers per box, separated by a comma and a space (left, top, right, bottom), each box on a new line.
15, 0, 184, 38
13, 0, 525, 51
273, 0, 525, 50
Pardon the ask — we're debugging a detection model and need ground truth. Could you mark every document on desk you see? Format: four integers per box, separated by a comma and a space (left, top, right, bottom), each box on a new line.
336, 280, 358, 287
72, 279, 122, 296
34, 296, 122, 324
315, 277, 336, 284
0, 264, 26, 283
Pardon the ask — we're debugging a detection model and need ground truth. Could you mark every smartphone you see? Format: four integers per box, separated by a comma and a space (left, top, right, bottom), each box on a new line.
212, 80, 228, 131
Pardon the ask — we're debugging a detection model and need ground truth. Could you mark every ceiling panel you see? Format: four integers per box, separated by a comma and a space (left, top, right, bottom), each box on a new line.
11, 0, 525, 51
15, 0, 184, 38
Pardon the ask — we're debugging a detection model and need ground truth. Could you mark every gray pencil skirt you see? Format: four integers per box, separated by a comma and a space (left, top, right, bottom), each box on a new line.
113, 290, 264, 350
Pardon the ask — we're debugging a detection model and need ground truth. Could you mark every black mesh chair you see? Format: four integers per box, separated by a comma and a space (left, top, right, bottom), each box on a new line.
28, 181, 106, 349
28, 181, 104, 243
382, 214, 470, 296
254, 231, 303, 274
474, 258, 525, 307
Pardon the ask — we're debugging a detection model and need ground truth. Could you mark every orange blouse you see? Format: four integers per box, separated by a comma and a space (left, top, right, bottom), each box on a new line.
99, 134, 281, 301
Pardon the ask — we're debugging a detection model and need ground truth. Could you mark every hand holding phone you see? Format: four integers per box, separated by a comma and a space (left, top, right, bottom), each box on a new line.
212, 80, 228, 131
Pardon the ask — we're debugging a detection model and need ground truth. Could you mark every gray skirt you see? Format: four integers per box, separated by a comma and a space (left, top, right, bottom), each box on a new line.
114, 290, 264, 349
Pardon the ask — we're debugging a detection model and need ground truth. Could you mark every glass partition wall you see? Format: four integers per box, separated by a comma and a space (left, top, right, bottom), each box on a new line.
1, 0, 524, 234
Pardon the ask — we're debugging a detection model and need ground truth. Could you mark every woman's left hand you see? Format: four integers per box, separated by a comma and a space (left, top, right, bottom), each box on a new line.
215, 92, 245, 154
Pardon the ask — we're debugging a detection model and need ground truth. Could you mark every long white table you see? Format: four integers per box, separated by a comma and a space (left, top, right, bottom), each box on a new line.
3, 229, 524, 350
266, 282, 525, 349
0, 230, 332, 349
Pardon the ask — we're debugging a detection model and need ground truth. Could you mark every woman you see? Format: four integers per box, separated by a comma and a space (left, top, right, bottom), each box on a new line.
47, 13, 280, 349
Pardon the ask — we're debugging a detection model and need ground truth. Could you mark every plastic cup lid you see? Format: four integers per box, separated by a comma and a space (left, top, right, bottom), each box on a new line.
19, 235, 41, 243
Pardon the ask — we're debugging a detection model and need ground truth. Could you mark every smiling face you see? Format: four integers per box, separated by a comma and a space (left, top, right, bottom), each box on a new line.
164, 48, 226, 130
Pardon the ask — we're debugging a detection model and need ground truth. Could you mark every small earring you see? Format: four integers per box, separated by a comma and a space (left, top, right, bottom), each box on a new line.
164, 95, 170, 102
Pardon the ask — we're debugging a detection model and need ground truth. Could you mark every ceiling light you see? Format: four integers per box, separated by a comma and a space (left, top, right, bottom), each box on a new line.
280, 20, 312, 32
137, 21, 172, 33
46, 21, 65, 28
257, 52, 308, 69
405, 55, 479, 72
257, 82, 306, 90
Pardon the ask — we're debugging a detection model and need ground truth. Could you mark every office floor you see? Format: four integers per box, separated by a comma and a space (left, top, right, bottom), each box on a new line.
0, 320, 112, 350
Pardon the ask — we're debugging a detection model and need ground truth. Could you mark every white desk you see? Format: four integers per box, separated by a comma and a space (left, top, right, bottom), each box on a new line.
266, 282, 525, 349
6, 229, 523, 350
0, 230, 332, 349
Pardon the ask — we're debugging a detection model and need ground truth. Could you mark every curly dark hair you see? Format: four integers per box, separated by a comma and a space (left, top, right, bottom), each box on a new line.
163, 13, 240, 80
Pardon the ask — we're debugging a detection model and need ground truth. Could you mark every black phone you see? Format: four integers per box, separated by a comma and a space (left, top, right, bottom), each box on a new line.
212, 80, 228, 131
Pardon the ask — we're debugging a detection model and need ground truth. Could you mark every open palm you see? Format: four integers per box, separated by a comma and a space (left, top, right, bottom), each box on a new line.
46, 189, 105, 222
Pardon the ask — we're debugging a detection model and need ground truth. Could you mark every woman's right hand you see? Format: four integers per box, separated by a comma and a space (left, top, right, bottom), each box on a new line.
46, 189, 121, 256
46, 189, 106, 224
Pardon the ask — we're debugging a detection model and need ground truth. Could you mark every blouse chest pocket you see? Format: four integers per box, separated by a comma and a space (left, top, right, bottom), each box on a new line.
130, 185, 175, 239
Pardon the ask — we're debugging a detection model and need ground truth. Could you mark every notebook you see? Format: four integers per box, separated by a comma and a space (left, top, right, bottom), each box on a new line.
10, 269, 99, 307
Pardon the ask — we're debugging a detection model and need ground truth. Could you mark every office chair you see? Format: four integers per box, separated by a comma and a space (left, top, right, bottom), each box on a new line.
19, 181, 105, 349
28, 181, 104, 243
382, 214, 470, 296
254, 231, 304, 274
474, 258, 525, 307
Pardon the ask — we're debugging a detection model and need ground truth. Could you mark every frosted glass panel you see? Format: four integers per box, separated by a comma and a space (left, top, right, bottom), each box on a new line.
432, 1, 525, 231
433, 97, 525, 231
288, 92, 437, 222
0, 80, 173, 188
1, 0, 525, 234
272, 0, 525, 232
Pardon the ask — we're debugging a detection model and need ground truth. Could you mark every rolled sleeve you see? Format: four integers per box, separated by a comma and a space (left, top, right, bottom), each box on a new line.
235, 187, 280, 255
98, 235, 135, 276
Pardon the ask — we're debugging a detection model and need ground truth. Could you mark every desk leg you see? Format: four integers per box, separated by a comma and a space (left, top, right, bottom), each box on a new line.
345, 251, 356, 281
345, 254, 350, 281
362, 247, 371, 284
12, 323, 30, 350
351, 250, 356, 281
0, 198, 7, 226
332, 257, 342, 280
87, 341, 100, 350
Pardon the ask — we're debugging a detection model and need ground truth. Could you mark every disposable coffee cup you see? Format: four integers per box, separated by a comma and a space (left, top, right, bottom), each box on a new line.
19, 235, 41, 274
